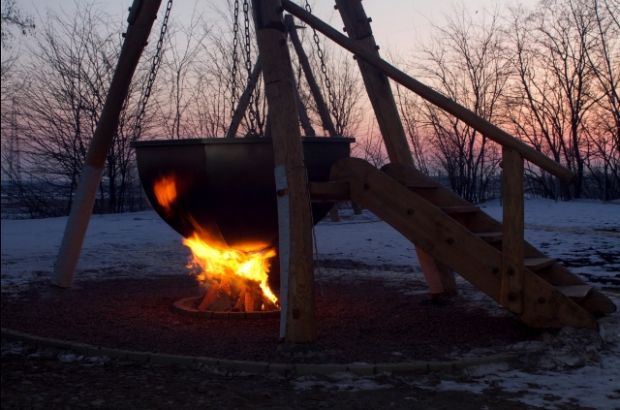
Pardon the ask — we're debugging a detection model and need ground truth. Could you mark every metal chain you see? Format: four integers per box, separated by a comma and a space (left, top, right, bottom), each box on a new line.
132, 0, 173, 140
243, 0, 258, 136
243, 0, 252, 76
230, 0, 241, 116
304, 0, 340, 133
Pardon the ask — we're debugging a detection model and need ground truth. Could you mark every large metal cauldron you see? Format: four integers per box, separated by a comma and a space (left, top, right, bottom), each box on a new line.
133, 137, 353, 250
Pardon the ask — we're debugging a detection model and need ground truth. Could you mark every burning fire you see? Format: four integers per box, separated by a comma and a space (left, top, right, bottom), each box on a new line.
152, 175, 279, 312
184, 234, 278, 311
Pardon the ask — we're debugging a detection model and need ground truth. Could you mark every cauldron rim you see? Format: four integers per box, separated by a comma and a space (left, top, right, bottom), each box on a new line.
132, 136, 355, 148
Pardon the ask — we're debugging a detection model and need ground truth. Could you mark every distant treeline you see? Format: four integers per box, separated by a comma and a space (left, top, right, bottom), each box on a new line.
1, 0, 618, 219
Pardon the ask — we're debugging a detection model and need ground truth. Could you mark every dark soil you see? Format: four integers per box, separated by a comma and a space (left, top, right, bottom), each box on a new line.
0, 275, 536, 364
1, 340, 537, 410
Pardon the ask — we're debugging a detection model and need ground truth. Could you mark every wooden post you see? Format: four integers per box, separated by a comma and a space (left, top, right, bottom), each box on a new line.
500, 147, 525, 313
252, 0, 316, 343
285, 14, 337, 137
225, 56, 263, 138
281, 0, 574, 181
52, 0, 162, 288
334, 0, 411, 164
334, 0, 456, 295
295, 85, 316, 137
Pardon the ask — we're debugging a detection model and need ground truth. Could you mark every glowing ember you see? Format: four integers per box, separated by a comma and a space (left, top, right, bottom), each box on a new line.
153, 176, 177, 213
152, 174, 279, 312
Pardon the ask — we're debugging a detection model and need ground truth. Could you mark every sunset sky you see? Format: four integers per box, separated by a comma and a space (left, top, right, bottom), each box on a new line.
21, 0, 539, 55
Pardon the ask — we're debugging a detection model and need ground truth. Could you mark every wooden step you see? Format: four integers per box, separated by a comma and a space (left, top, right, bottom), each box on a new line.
404, 182, 439, 190
524, 257, 556, 271
556, 285, 592, 299
334, 158, 600, 328
441, 205, 480, 215
476, 231, 503, 243
309, 181, 350, 202
382, 163, 440, 189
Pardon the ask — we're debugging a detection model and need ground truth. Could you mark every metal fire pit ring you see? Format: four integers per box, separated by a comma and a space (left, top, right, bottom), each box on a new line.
171, 295, 280, 319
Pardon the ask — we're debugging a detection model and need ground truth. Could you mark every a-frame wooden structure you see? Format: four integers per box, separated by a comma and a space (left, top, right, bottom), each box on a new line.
54, 0, 615, 345
259, 0, 615, 340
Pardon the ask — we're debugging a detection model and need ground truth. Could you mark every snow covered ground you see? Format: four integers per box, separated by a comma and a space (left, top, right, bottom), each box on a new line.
2, 198, 619, 408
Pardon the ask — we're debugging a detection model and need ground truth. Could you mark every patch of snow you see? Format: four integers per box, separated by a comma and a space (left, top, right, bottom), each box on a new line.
433, 353, 620, 409
294, 373, 393, 392
1, 199, 619, 409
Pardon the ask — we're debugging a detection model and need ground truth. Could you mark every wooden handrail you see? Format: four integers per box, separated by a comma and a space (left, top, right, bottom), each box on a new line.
282, 0, 575, 181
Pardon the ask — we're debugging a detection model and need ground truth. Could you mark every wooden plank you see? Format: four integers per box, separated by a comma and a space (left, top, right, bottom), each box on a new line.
308, 181, 350, 202
500, 147, 525, 314
476, 232, 503, 243
334, 0, 412, 165
282, 0, 575, 181
285, 15, 336, 137
556, 285, 592, 299
524, 257, 556, 271
441, 205, 480, 215
295, 86, 316, 137
53, 0, 163, 288
335, 0, 455, 295
381, 164, 439, 189
331, 158, 596, 328
253, 0, 316, 343
225, 56, 263, 138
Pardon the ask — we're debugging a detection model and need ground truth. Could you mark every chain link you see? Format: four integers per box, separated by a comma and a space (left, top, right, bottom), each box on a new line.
304, 0, 340, 134
230, 0, 241, 116
243, 0, 258, 136
133, 0, 173, 140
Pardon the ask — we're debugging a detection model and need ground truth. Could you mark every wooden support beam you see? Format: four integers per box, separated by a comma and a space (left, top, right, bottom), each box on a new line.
308, 181, 350, 202
293, 75, 316, 137
281, 0, 574, 181
500, 147, 525, 314
335, 0, 455, 296
334, 0, 412, 165
225, 56, 263, 138
285, 15, 337, 137
52, 0, 163, 288
252, 0, 316, 343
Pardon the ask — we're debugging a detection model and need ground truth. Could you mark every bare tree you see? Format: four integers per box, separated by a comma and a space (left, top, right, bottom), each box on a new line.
321, 53, 363, 137
16, 5, 142, 215
1, 0, 34, 47
292, 28, 363, 138
507, 0, 618, 199
582, 0, 620, 199
395, 86, 430, 174
413, 5, 508, 202
151, 11, 211, 139
1, 0, 33, 199
352, 119, 388, 168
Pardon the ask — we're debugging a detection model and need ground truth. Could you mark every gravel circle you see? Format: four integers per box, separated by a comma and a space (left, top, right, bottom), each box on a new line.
0, 274, 536, 364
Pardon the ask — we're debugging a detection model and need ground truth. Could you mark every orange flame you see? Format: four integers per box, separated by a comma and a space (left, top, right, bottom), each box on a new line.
152, 174, 278, 311
153, 176, 177, 212
184, 234, 278, 307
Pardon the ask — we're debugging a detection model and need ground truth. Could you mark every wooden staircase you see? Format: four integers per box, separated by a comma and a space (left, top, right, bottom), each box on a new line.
310, 158, 616, 329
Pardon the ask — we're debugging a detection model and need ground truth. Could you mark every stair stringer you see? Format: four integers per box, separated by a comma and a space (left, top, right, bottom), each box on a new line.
382, 163, 616, 317
331, 158, 597, 329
